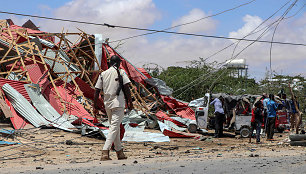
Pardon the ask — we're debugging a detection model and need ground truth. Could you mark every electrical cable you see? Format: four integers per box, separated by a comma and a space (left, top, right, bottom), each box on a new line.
268, 0, 299, 92
285, 2, 305, 19
207, 0, 300, 93
229, 0, 292, 62
0, 3, 303, 157
172, 0, 298, 96
0, 10, 305, 46
110, 0, 257, 43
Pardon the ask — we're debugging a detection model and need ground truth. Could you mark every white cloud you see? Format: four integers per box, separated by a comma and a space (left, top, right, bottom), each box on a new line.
39, 0, 161, 40
6, 2, 305, 80
229, 15, 263, 40
172, 8, 217, 34
126, 13, 306, 79
226, 14, 306, 78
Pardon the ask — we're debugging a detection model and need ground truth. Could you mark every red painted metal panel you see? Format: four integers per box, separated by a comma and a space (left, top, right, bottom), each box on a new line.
43, 83, 93, 121
0, 25, 54, 43
161, 95, 195, 120
137, 68, 152, 79
43, 84, 63, 115
103, 44, 147, 84
0, 78, 30, 102
163, 129, 194, 138
26, 63, 45, 84
155, 110, 186, 127
74, 77, 105, 112
5, 97, 31, 129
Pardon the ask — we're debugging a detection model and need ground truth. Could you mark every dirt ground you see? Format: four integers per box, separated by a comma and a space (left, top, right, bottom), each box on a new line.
0, 124, 305, 171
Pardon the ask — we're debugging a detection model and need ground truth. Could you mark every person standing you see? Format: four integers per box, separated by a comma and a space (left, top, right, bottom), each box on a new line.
250, 101, 263, 143
210, 96, 225, 138
93, 55, 133, 161
266, 94, 278, 140
262, 93, 269, 133
289, 96, 300, 134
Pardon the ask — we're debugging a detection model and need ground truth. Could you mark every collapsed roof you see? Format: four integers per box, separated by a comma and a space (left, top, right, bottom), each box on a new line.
0, 19, 196, 140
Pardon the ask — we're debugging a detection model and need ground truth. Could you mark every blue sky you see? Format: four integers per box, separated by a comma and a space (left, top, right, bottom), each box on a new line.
1, 0, 304, 36
0, 0, 305, 80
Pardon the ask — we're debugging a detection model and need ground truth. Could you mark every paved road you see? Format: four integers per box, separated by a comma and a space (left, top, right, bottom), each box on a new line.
4, 155, 306, 174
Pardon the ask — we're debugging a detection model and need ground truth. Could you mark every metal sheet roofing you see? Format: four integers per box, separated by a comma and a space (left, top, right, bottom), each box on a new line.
0, 78, 30, 102
6, 98, 31, 129
2, 83, 50, 128
42, 49, 79, 83
24, 84, 75, 131
26, 64, 46, 84
43, 85, 93, 121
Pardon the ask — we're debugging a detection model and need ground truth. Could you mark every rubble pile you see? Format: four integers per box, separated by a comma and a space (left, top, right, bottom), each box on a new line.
0, 19, 196, 142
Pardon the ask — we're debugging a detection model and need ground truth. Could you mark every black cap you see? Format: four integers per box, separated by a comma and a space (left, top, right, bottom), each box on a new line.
109, 55, 121, 66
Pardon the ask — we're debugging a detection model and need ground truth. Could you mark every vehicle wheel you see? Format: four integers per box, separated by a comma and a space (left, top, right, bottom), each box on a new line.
290, 140, 306, 146
240, 127, 251, 138
289, 134, 306, 141
188, 123, 197, 133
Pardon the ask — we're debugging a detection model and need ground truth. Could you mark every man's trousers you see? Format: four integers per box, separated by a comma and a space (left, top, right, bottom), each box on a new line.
215, 112, 225, 137
103, 107, 125, 151
266, 117, 276, 139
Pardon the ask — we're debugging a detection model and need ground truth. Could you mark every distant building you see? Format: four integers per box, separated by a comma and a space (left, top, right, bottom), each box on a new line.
224, 59, 248, 78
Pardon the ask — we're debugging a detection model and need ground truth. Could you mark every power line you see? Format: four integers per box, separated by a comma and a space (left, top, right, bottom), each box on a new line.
230, 0, 293, 64
173, 0, 297, 96
208, 0, 300, 93
269, 0, 299, 92
110, 0, 257, 43
0, 11, 305, 46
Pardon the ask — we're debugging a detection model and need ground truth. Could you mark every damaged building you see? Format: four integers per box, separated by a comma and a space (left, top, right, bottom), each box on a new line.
0, 19, 200, 145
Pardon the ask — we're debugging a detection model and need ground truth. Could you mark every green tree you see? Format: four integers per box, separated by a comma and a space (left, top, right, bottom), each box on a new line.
152, 58, 259, 101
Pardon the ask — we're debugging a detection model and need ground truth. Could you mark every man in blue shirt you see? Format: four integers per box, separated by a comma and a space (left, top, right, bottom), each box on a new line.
262, 93, 269, 133
266, 94, 278, 140
210, 96, 225, 138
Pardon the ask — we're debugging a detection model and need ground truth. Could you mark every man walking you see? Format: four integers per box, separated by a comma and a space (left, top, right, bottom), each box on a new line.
93, 55, 133, 161
210, 96, 225, 138
266, 94, 278, 140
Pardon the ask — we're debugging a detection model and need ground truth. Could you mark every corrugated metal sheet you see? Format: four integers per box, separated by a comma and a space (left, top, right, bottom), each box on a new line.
0, 78, 30, 102
28, 36, 54, 48
2, 83, 50, 128
58, 49, 80, 72
43, 85, 93, 121
56, 85, 93, 120
155, 111, 186, 127
7, 72, 27, 81
24, 84, 75, 131
25, 64, 46, 84
5, 98, 31, 129
42, 49, 78, 83
0, 38, 25, 54
74, 77, 105, 111
161, 95, 195, 120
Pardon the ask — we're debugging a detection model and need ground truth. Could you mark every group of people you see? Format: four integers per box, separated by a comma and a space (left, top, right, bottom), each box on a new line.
92, 55, 301, 161
210, 92, 301, 143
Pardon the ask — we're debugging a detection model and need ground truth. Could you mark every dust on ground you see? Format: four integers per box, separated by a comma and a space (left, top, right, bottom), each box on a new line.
1, 126, 305, 170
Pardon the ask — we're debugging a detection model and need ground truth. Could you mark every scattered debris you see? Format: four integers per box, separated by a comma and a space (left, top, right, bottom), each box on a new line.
0, 20, 197, 144
0, 140, 20, 146
35, 167, 44, 170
